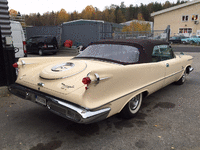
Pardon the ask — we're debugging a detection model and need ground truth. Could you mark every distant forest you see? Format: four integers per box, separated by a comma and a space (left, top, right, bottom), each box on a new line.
10, 0, 187, 26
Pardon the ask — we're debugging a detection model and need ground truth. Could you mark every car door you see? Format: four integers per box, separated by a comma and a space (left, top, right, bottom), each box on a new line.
159, 45, 183, 86
150, 46, 167, 91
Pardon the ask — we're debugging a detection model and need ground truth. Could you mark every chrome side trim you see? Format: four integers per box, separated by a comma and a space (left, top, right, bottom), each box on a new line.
99, 77, 110, 81
20, 60, 35, 65
165, 69, 183, 79
87, 72, 110, 83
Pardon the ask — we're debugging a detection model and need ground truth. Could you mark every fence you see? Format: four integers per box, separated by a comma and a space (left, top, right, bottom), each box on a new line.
112, 25, 170, 42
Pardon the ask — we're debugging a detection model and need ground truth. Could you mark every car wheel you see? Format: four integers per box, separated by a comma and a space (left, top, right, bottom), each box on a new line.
39, 49, 43, 56
175, 71, 186, 85
120, 93, 142, 119
190, 41, 193, 45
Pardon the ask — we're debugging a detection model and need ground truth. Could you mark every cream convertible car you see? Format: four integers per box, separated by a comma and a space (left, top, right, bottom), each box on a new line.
9, 39, 194, 124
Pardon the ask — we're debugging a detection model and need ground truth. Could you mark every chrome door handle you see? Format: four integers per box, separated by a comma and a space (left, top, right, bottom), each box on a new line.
166, 63, 169, 67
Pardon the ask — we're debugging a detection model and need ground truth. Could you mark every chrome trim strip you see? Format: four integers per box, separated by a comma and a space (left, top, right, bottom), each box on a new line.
51, 62, 75, 72
19, 60, 35, 66
99, 77, 110, 81
91, 77, 110, 83
165, 69, 183, 79
87, 72, 110, 83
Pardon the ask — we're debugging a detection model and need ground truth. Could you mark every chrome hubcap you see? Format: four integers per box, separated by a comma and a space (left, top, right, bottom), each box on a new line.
129, 95, 140, 110
182, 72, 186, 82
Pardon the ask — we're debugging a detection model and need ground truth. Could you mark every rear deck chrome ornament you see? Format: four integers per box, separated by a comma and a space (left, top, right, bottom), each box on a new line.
39, 61, 87, 80
61, 83, 74, 89
51, 62, 75, 72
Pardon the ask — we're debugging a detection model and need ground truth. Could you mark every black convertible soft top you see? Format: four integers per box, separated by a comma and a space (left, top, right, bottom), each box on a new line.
89, 39, 169, 63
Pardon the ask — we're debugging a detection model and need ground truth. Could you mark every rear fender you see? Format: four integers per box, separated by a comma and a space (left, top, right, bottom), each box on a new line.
119, 90, 148, 112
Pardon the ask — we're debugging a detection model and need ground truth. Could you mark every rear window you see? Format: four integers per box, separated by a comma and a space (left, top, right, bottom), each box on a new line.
44, 37, 57, 44
31, 36, 57, 44
76, 44, 140, 64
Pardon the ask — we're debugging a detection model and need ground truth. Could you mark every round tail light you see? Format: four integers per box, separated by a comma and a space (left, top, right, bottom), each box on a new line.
82, 77, 91, 85
12, 63, 18, 68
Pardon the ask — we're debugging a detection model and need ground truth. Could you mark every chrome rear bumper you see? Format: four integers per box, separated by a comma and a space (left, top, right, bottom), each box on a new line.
9, 84, 111, 124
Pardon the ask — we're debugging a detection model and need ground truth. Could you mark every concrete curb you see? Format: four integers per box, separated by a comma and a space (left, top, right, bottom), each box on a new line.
0, 86, 10, 97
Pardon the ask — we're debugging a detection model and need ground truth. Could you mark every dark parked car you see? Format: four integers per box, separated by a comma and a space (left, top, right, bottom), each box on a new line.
169, 36, 187, 44
26, 35, 58, 56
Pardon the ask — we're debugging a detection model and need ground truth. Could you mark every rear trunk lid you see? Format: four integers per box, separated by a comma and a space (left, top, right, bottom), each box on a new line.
16, 58, 117, 98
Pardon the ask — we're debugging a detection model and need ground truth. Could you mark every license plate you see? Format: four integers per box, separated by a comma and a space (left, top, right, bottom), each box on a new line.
48, 45, 53, 48
35, 95, 46, 106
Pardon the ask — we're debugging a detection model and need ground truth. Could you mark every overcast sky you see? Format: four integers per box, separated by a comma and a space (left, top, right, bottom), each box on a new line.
8, 0, 177, 15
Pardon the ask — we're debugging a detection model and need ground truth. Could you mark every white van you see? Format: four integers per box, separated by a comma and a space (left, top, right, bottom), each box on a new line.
10, 21, 27, 59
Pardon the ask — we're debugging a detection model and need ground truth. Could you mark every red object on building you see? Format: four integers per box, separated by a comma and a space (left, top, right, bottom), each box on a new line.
64, 40, 73, 48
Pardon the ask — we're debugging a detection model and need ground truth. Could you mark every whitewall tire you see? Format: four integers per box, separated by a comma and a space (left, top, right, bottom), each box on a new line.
175, 71, 186, 85
120, 93, 142, 119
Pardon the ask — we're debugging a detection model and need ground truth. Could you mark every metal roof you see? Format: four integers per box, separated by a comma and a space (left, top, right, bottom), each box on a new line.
151, 0, 200, 17
63, 19, 105, 25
